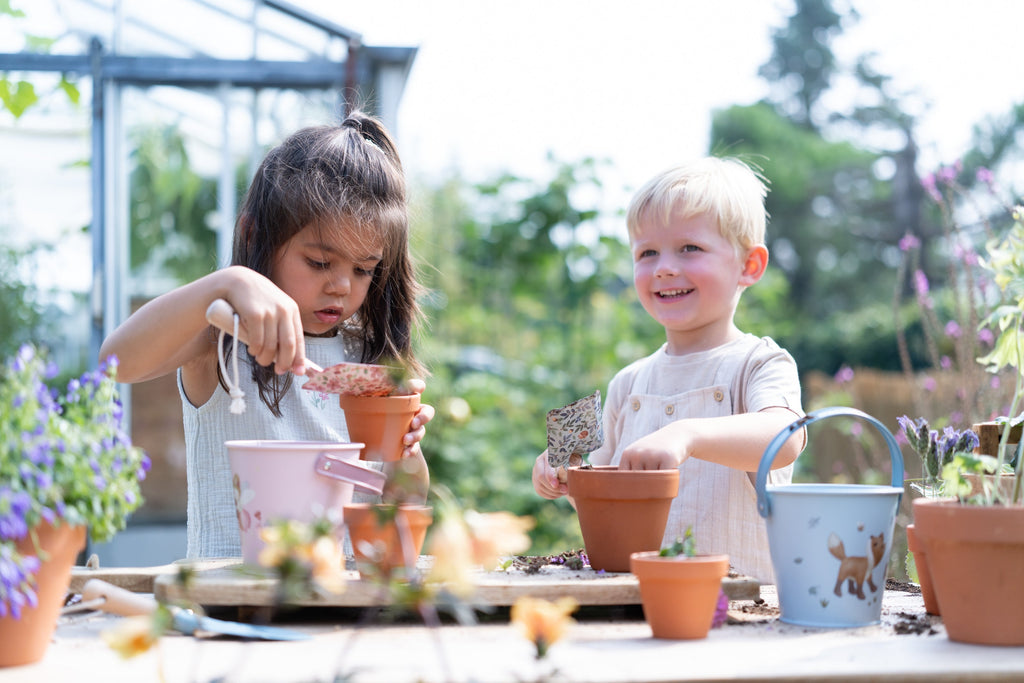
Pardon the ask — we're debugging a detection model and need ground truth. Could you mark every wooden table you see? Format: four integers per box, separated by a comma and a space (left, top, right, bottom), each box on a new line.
17, 563, 1024, 682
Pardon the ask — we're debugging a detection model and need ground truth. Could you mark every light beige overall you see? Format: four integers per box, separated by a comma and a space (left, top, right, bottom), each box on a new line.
589, 335, 803, 583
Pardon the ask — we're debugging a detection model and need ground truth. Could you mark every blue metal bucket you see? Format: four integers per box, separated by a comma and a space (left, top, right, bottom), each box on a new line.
756, 407, 904, 627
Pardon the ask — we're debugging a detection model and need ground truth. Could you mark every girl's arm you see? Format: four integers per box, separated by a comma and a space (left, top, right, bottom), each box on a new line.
99, 266, 307, 392
618, 406, 803, 472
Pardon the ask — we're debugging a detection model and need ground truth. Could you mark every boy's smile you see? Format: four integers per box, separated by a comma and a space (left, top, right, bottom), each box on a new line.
631, 208, 766, 355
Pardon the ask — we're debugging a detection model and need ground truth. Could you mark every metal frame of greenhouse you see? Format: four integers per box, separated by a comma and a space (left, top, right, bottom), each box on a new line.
0, 0, 417, 363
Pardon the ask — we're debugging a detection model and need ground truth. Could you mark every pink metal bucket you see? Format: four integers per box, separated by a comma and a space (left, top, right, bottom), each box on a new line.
226, 440, 386, 564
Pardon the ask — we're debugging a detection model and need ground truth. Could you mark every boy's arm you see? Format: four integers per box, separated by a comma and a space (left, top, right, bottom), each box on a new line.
618, 406, 802, 472
99, 266, 306, 385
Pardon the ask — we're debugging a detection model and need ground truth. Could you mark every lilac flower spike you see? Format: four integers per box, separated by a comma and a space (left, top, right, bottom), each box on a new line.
899, 233, 921, 252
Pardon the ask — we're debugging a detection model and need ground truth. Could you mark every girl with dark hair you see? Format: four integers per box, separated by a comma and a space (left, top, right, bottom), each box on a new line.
101, 111, 433, 559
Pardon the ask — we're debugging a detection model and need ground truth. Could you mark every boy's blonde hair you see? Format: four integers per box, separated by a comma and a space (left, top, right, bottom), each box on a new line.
626, 157, 768, 252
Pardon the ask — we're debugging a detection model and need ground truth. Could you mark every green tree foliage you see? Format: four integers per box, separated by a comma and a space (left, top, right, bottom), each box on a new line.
0, 243, 48, 358
412, 159, 664, 553
128, 126, 221, 284
758, 0, 849, 129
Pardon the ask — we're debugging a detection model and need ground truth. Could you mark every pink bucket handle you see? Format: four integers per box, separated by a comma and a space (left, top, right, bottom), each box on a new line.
314, 450, 386, 495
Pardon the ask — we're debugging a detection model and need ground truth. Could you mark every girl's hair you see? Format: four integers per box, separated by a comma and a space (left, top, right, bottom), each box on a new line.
227, 110, 424, 415
626, 157, 769, 253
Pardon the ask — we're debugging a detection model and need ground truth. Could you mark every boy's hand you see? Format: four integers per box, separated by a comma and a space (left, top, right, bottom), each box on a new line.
401, 379, 435, 459
619, 430, 688, 470
533, 450, 568, 499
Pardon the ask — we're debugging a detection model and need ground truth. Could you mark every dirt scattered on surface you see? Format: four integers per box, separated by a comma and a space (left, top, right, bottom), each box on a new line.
886, 578, 921, 594
891, 612, 938, 635
512, 549, 588, 574
727, 598, 780, 624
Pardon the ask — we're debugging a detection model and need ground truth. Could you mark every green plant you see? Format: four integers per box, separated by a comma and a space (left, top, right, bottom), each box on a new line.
659, 527, 697, 557
967, 204, 1024, 505
0, 344, 150, 618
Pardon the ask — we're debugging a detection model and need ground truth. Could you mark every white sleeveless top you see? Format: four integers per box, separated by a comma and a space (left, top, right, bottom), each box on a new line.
588, 334, 803, 582
179, 334, 381, 558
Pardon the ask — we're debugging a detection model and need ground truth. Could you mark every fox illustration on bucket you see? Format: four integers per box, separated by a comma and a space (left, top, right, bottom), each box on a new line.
827, 531, 886, 600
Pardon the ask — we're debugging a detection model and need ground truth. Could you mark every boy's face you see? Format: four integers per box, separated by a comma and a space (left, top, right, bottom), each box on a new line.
631, 208, 762, 355
271, 223, 382, 336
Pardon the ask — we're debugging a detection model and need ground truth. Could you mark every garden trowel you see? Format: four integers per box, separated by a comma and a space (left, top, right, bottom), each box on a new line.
80, 579, 310, 641
547, 390, 604, 483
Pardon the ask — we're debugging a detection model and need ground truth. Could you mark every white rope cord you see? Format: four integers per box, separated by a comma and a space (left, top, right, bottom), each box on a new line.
217, 314, 246, 414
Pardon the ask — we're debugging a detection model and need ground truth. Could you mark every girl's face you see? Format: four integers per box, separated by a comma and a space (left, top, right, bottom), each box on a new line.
631, 208, 764, 355
270, 223, 382, 336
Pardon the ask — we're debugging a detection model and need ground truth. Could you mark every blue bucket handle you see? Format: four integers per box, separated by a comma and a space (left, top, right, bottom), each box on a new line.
756, 406, 904, 518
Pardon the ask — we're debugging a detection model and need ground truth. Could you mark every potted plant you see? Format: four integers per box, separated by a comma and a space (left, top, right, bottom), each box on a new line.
567, 465, 679, 572
0, 345, 150, 667
912, 203, 1024, 645
336, 360, 421, 463
896, 416, 978, 615
629, 528, 729, 640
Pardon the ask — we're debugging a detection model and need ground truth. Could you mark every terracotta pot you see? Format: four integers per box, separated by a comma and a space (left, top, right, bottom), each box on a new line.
344, 503, 433, 579
568, 466, 679, 572
913, 497, 1024, 645
0, 522, 86, 667
339, 394, 420, 462
905, 523, 939, 615
630, 551, 729, 639
964, 473, 1018, 500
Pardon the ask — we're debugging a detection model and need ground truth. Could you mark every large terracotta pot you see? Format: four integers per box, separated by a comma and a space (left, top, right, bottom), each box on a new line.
567, 466, 679, 572
344, 503, 433, 579
339, 394, 420, 462
0, 522, 87, 667
913, 497, 1024, 645
905, 523, 939, 615
630, 551, 729, 639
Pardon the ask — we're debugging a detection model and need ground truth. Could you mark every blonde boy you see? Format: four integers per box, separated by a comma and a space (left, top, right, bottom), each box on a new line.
532, 157, 804, 582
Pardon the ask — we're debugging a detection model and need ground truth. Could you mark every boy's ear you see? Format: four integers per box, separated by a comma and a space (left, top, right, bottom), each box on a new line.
740, 245, 769, 285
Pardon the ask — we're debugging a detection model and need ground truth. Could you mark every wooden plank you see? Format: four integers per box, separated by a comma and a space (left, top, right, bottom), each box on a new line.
69, 558, 238, 594
973, 420, 1022, 457
152, 559, 762, 607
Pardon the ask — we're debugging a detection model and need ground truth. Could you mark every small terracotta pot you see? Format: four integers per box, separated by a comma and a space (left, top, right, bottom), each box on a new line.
339, 394, 421, 462
631, 551, 729, 639
0, 522, 86, 667
913, 497, 1024, 645
344, 503, 433, 579
568, 466, 679, 572
905, 523, 939, 615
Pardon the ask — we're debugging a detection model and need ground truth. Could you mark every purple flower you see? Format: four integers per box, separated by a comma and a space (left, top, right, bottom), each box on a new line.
941, 355, 953, 370
712, 589, 729, 628
913, 270, 933, 309
921, 174, 942, 203
938, 164, 957, 184
922, 376, 937, 392
978, 328, 995, 346
899, 233, 921, 252
977, 167, 994, 187
944, 321, 961, 339
834, 365, 854, 384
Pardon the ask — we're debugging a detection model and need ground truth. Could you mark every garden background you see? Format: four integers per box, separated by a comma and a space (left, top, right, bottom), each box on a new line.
3, 0, 1023, 580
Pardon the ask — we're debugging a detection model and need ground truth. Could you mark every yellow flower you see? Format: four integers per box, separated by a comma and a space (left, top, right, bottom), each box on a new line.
425, 514, 476, 597
511, 596, 578, 659
465, 510, 534, 570
309, 535, 347, 595
101, 614, 160, 659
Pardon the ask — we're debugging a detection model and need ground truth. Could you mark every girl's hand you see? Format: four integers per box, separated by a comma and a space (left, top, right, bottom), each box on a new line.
222, 267, 307, 376
401, 379, 435, 459
532, 450, 567, 499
